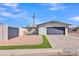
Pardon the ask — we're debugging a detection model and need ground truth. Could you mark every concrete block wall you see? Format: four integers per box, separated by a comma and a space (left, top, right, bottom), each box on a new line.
65, 27, 68, 36
19, 27, 27, 36
0, 24, 3, 40
0, 24, 8, 41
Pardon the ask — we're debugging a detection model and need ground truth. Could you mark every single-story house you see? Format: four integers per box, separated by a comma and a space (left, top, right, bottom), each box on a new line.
37, 21, 71, 35
24, 21, 71, 35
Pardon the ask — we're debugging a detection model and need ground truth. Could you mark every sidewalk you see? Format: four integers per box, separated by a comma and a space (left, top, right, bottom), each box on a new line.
0, 48, 63, 56
0, 48, 79, 56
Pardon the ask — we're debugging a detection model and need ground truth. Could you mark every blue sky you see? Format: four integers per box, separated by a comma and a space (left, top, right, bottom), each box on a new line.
0, 3, 79, 27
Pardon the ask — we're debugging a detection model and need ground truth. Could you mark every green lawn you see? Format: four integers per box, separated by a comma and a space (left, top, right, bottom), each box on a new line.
0, 35, 52, 50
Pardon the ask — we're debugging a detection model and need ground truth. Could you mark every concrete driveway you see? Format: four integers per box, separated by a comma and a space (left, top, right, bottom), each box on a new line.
47, 35, 79, 49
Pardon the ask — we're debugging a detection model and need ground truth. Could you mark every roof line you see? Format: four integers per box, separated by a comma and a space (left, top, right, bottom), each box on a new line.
37, 21, 71, 26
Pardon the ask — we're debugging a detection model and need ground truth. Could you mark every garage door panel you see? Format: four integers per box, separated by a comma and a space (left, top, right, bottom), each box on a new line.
8, 27, 19, 39
47, 27, 65, 35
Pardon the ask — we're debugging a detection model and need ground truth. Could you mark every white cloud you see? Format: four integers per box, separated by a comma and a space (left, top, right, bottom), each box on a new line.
2, 3, 18, 8
0, 10, 27, 18
49, 7, 60, 10
14, 9, 22, 12
0, 11, 17, 17
40, 3, 67, 10
70, 16, 79, 21
49, 3, 67, 10
49, 5, 66, 10
2, 3, 22, 12
0, 3, 27, 19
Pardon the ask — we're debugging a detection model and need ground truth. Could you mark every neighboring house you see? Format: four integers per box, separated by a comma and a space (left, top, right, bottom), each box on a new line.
72, 26, 79, 32
37, 21, 71, 35
23, 26, 38, 35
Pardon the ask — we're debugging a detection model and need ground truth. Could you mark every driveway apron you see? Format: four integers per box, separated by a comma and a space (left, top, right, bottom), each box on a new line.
47, 35, 79, 49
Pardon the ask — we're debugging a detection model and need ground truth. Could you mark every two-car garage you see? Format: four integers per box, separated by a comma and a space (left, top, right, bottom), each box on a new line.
46, 27, 65, 35
38, 21, 70, 35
